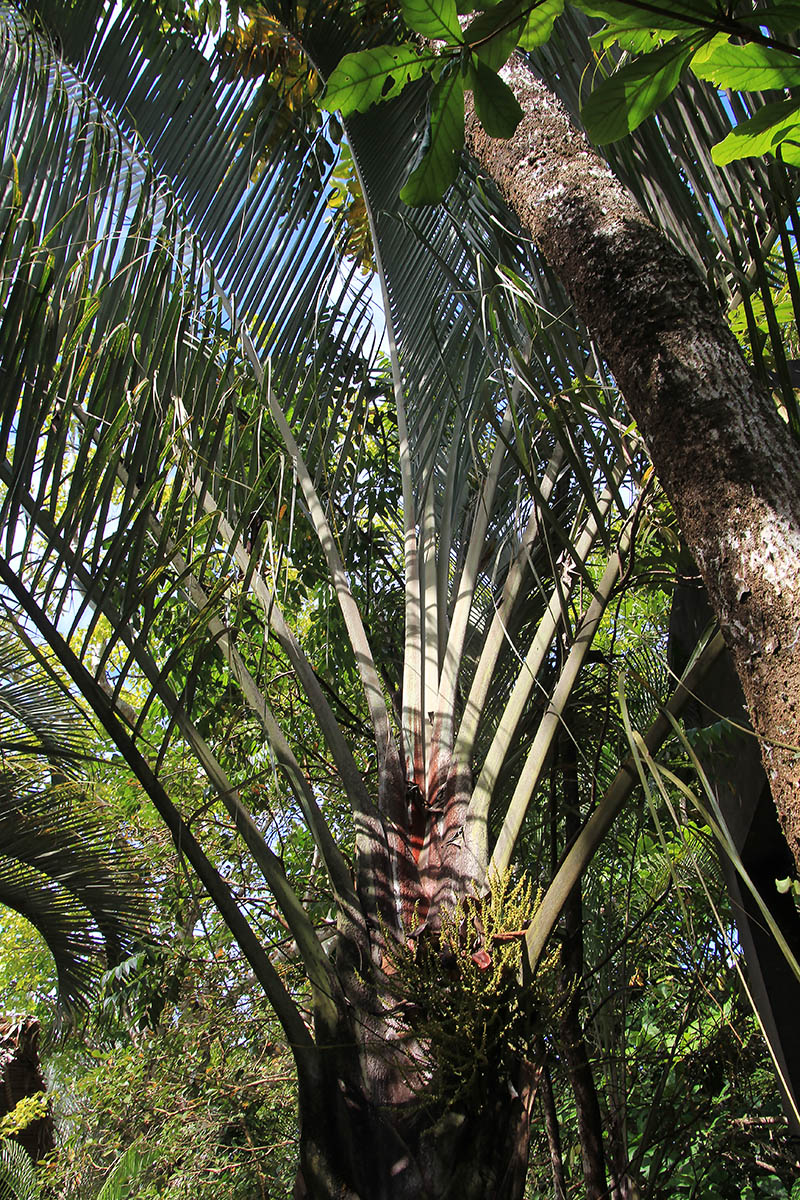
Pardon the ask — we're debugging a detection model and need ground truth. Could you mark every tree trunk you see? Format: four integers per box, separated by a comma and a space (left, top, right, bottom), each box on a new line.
465, 57, 800, 873
289, 760, 536, 1199
292, 1026, 536, 1199
557, 733, 608, 1200
0, 1016, 54, 1161
536, 1046, 567, 1200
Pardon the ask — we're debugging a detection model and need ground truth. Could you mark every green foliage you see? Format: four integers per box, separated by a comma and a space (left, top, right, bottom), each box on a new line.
320, 0, 539, 201
0, 619, 150, 1011
44, 935, 298, 1200
95, 1148, 158, 1200
401, 0, 461, 41
0, 911, 56, 1021
321, 0, 800, 203
400, 63, 466, 203
710, 98, 800, 168
468, 55, 523, 138
327, 140, 376, 270
383, 873, 559, 1111
578, 1, 800, 163
0, 1140, 40, 1200
320, 44, 438, 115
579, 37, 702, 143
515, 0, 565, 50
575, 0, 715, 51
695, 37, 800, 92
0, 1097, 48, 1142
726, 244, 800, 431
528, 789, 800, 1195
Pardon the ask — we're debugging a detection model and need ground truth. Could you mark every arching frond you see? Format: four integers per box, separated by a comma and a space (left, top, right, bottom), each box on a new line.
0, 1138, 40, 1200
0, 620, 149, 1008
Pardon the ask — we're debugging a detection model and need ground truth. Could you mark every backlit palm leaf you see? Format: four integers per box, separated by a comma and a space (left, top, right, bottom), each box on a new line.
0, 620, 149, 1008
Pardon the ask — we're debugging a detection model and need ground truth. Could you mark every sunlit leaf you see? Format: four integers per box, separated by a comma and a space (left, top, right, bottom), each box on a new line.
692, 38, 800, 91
581, 38, 698, 144
400, 67, 465, 205
518, 0, 564, 50
320, 44, 438, 115
400, 0, 462, 40
710, 97, 800, 166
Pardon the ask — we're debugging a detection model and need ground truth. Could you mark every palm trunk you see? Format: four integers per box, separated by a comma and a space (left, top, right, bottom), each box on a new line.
292, 995, 536, 1199
465, 57, 800, 872
290, 765, 536, 1199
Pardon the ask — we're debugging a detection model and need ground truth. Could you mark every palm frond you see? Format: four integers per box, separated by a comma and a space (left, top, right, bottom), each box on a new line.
17, 0, 638, 804
0, 1139, 40, 1200
95, 1145, 157, 1200
0, 619, 149, 1008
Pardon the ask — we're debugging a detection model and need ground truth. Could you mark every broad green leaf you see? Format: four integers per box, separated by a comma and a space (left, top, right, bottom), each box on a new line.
573, 0, 714, 26
400, 0, 462, 40
779, 140, 800, 167
400, 68, 465, 205
472, 24, 518, 70
581, 38, 698, 144
464, 0, 563, 57
692, 39, 800, 92
469, 55, 523, 137
465, 0, 526, 70
320, 45, 438, 115
580, 0, 703, 54
589, 20, 684, 55
710, 97, 800, 165
751, 0, 800, 34
580, 0, 800, 47
519, 0, 565, 50
686, 31, 728, 70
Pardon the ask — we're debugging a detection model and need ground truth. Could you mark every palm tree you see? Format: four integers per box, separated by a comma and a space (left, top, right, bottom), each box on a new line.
1, 1, 797, 1194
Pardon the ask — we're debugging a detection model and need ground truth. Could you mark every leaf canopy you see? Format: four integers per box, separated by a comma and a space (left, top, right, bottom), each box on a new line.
321, 44, 438, 115
580, 37, 701, 143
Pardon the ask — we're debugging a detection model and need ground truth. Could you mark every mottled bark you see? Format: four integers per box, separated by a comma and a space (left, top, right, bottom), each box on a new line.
0, 1016, 54, 1161
465, 57, 800, 871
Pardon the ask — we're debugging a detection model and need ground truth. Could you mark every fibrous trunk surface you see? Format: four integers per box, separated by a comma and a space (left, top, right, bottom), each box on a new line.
466, 58, 800, 867
290, 765, 537, 1200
